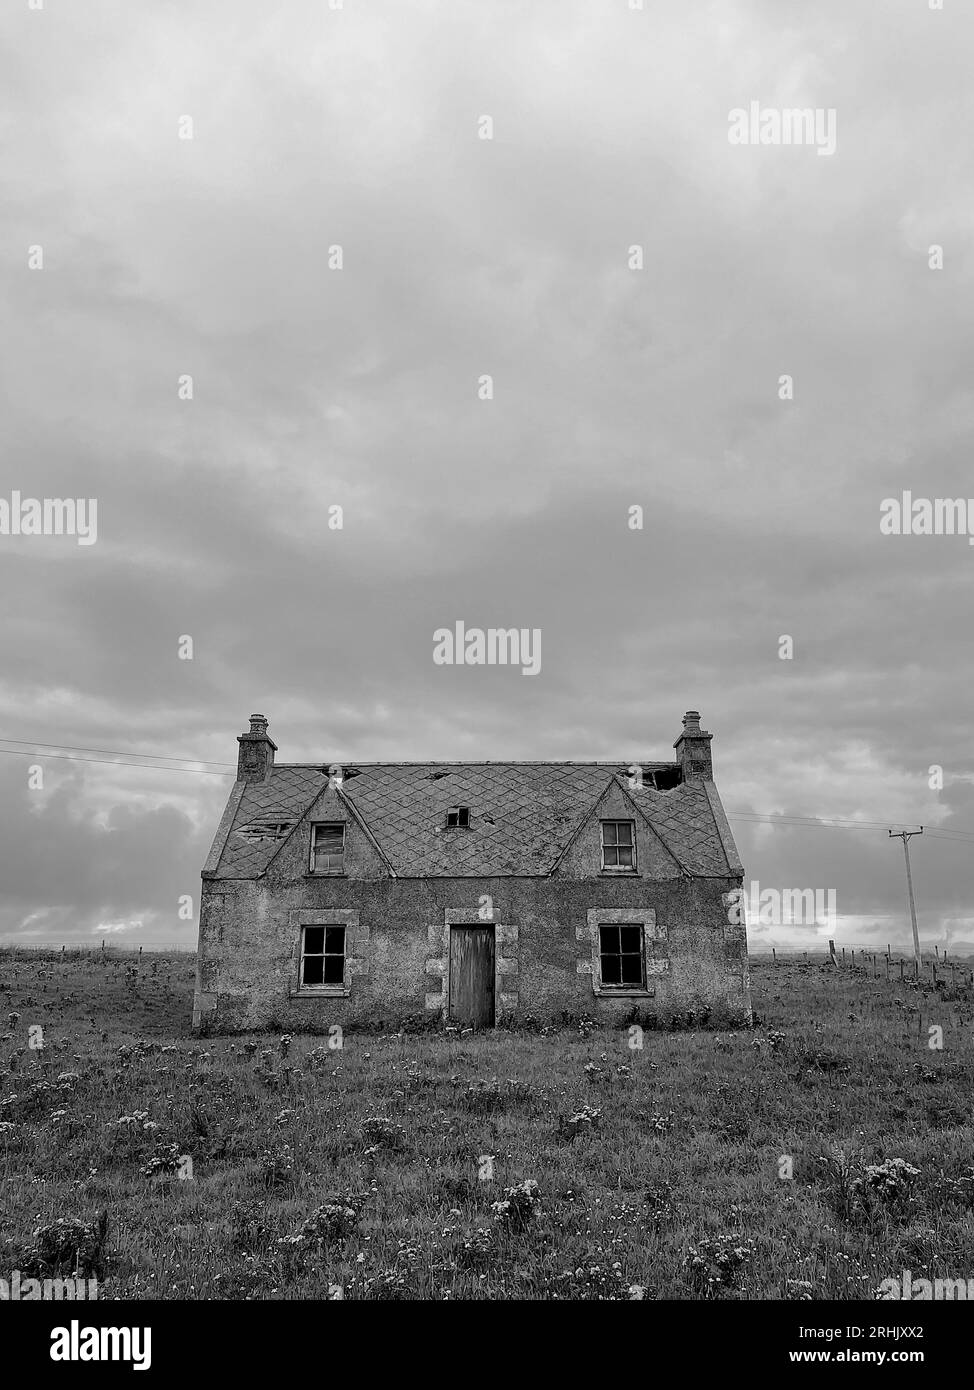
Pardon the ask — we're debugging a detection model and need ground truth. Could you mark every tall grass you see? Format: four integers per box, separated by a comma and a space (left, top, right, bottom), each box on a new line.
0, 950, 971, 1299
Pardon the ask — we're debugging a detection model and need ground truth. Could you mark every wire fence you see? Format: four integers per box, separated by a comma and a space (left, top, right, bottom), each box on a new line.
0, 942, 194, 959
751, 945, 974, 989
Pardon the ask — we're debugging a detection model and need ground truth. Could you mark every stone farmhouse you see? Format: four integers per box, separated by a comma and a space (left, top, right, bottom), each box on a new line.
193, 711, 750, 1032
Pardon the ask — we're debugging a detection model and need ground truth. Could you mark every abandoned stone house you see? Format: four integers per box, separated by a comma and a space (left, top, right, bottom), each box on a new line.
193, 711, 750, 1032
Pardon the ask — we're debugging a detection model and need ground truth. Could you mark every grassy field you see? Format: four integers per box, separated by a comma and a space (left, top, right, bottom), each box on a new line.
1, 947, 972, 1300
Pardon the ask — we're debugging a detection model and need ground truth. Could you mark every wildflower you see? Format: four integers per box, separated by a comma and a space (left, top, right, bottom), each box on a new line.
491, 1179, 541, 1228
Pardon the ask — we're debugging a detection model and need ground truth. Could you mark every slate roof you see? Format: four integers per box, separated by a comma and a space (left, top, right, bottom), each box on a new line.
205, 761, 741, 881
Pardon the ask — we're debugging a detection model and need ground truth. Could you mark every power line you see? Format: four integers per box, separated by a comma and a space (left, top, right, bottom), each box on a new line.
0, 747, 232, 776
0, 737, 232, 768
727, 811, 974, 844
729, 811, 923, 831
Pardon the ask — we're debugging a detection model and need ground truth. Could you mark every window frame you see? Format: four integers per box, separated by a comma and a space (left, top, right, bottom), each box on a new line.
289, 909, 359, 1000
600, 819, 636, 872
299, 924, 347, 990
309, 821, 346, 875
583, 908, 664, 998
597, 923, 646, 990
445, 806, 470, 828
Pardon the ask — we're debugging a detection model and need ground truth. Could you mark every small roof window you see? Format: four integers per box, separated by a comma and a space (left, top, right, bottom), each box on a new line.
445, 806, 470, 828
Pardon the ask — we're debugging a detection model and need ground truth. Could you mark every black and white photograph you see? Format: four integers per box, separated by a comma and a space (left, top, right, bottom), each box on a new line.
1, 0, 971, 1365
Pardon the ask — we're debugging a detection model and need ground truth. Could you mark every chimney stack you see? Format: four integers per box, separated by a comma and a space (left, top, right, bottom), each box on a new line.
236, 713, 277, 783
674, 709, 713, 781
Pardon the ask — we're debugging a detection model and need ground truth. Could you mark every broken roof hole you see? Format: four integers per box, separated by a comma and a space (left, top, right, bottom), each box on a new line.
651, 767, 682, 791
236, 821, 295, 842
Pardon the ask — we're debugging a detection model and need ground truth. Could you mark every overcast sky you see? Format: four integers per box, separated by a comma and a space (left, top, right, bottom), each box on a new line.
1, 0, 972, 952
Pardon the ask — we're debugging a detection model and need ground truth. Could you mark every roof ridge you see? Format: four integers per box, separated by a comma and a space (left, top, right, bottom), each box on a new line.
270, 759, 681, 769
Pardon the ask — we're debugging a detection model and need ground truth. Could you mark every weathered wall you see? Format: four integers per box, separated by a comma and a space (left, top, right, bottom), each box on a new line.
194, 867, 750, 1033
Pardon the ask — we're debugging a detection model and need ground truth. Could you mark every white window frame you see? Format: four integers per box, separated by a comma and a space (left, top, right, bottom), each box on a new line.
600, 819, 637, 872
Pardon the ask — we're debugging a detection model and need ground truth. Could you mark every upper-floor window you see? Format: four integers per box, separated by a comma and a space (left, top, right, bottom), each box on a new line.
600, 820, 635, 870
445, 806, 470, 828
310, 822, 345, 874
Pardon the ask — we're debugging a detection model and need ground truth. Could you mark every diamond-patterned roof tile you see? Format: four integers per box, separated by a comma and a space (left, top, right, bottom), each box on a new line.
210, 761, 736, 880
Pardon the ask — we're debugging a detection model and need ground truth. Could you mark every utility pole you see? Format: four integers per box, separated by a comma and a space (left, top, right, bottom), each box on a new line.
888, 827, 923, 966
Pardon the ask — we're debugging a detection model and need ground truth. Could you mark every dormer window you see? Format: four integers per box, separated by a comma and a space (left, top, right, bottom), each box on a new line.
445, 806, 470, 828
310, 823, 345, 874
601, 820, 635, 871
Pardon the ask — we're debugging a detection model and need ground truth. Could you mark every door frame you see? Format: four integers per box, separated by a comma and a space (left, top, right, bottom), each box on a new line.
447, 923, 496, 1027
424, 908, 519, 1026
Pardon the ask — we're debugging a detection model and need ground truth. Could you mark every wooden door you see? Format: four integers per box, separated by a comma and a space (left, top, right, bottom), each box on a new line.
448, 926, 495, 1028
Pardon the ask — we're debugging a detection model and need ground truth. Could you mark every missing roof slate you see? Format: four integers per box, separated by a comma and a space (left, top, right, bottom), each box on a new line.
236, 820, 296, 842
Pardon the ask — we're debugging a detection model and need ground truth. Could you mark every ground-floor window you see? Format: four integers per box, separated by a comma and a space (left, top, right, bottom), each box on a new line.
300, 924, 346, 987
584, 908, 662, 995
598, 923, 645, 987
